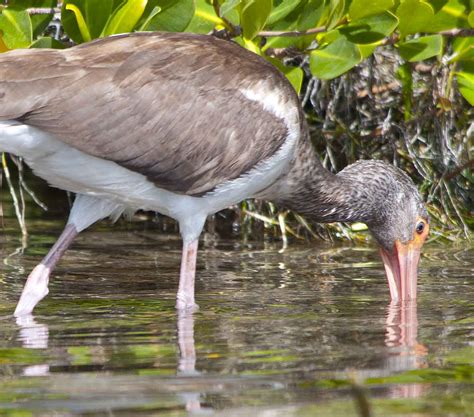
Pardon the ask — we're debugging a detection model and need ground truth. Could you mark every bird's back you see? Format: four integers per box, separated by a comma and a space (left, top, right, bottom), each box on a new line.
0, 32, 304, 196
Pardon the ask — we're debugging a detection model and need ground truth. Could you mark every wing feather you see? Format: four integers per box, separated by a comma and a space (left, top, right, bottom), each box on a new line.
0, 32, 301, 196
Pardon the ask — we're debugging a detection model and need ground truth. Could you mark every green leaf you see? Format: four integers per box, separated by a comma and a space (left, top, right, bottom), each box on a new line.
30, 36, 66, 48
220, 0, 242, 18
340, 11, 398, 44
64, 3, 92, 41
297, 0, 326, 30
396, 0, 434, 37
267, 0, 302, 25
396, 63, 413, 120
425, 0, 448, 13
349, 0, 393, 20
449, 37, 474, 64
9, 0, 57, 37
263, 0, 325, 50
468, 11, 474, 27
358, 42, 377, 58
310, 35, 362, 79
0, 9, 32, 49
398, 34, 443, 62
241, 36, 260, 53
284, 66, 304, 93
456, 71, 474, 105
141, 0, 194, 32
185, 0, 222, 33
318, 28, 340, 44
102, 0, 148, 36
138, 6, 161, 31
267, 56, 303, 92
241, 0, 272, 39
424, 0, 470, 32
325, 0, 346, 29
62, 0, 114, 42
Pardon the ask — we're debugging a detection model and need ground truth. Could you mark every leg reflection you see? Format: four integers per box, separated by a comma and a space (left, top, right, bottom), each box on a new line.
176, 310, 202, 412
16, 314, 50, 376
16, 314, 49, 349
177, 310, 198, 375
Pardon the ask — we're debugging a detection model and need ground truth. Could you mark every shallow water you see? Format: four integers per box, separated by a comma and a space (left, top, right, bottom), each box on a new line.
0, 213, 472, 417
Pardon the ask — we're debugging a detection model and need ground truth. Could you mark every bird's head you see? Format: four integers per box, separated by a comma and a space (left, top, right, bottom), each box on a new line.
361, 164, 429, 301
336, 160, 429, 301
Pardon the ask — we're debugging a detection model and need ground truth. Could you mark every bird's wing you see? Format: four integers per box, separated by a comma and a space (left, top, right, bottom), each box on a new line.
0, 32, 301, 196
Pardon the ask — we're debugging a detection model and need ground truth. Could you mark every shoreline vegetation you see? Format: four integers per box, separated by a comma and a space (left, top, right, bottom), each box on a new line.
0, 0, 472, 245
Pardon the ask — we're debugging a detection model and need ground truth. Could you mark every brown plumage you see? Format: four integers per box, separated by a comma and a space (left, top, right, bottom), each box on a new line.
0, 32, 429, 316
0, 32, 294, 196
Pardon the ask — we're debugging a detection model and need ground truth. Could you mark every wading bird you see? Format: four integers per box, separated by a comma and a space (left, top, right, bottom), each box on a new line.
0, 32, 429, 316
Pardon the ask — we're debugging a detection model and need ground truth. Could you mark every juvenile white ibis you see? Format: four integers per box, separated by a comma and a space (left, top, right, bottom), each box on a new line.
0, 32, 429, 316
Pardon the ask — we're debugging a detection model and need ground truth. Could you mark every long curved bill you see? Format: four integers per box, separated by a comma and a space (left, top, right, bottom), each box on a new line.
379, 240, 422, 301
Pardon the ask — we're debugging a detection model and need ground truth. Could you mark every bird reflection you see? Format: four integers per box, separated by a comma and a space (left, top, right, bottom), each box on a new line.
177, 310, 198, 375
15, 314, 50, 376
176, 310, 202, 412
13, 299, 428, 409
16, 314, 49, 349
385, 300, 428, 399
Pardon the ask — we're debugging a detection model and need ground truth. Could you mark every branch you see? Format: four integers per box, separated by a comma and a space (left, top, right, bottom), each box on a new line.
27, 7, 61, 15
259, 26, 326, 38
443, 159, 474, 181
211, 1, 241, 37
264, 46, 305, 59
439, 28, 474, 37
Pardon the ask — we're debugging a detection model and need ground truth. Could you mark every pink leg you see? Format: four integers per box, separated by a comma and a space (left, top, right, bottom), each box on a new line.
175, 239, 199, 311
14, 224, 78, 317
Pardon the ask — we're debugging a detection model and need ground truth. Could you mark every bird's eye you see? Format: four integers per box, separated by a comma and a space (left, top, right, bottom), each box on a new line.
415, 221, 425, 234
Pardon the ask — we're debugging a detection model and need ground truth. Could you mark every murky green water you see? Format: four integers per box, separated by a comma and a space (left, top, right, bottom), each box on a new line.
0, 212, 472, 416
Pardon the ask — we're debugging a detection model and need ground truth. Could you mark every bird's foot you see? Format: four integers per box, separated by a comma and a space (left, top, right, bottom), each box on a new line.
175, 296, 199, 313
14, 264, 50, 317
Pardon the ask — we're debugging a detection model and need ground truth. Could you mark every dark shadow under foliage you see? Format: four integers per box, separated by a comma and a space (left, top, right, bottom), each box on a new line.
299, 47, 473, 243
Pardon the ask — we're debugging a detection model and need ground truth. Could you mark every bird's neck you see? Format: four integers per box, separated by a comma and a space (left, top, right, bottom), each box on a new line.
270, 135, 383, 225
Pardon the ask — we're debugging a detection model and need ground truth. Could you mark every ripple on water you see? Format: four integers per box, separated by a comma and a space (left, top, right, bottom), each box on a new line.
0, 217, 472, 416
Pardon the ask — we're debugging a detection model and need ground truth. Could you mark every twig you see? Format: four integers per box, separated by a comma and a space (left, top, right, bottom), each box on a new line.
0, 162, 3, 228
443, 159, 474, 181
21, 181, 48, 211
278, 211, 288, 252
302, 77, 315, 107
293, 213, 320, 240
439, 28, 474, 37
379, 34, 400, 46
378, 28, 474, 48
243, 209, 303, 239
211, 1, 239, 37
1, 154, 28, 245
14, 157, 26, 238
356, 81, 400, 98
9, 156, 48, 211
442, 179, 470, 238
264, 46, 304, 59
26, 7, 61, 15
259, 26, 326, 38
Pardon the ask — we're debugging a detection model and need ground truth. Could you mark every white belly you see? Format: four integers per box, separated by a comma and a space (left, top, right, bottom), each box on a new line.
0, 121, 297, 238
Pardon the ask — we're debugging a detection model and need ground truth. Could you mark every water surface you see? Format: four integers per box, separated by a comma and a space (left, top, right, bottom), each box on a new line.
0, 214, 472, 416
